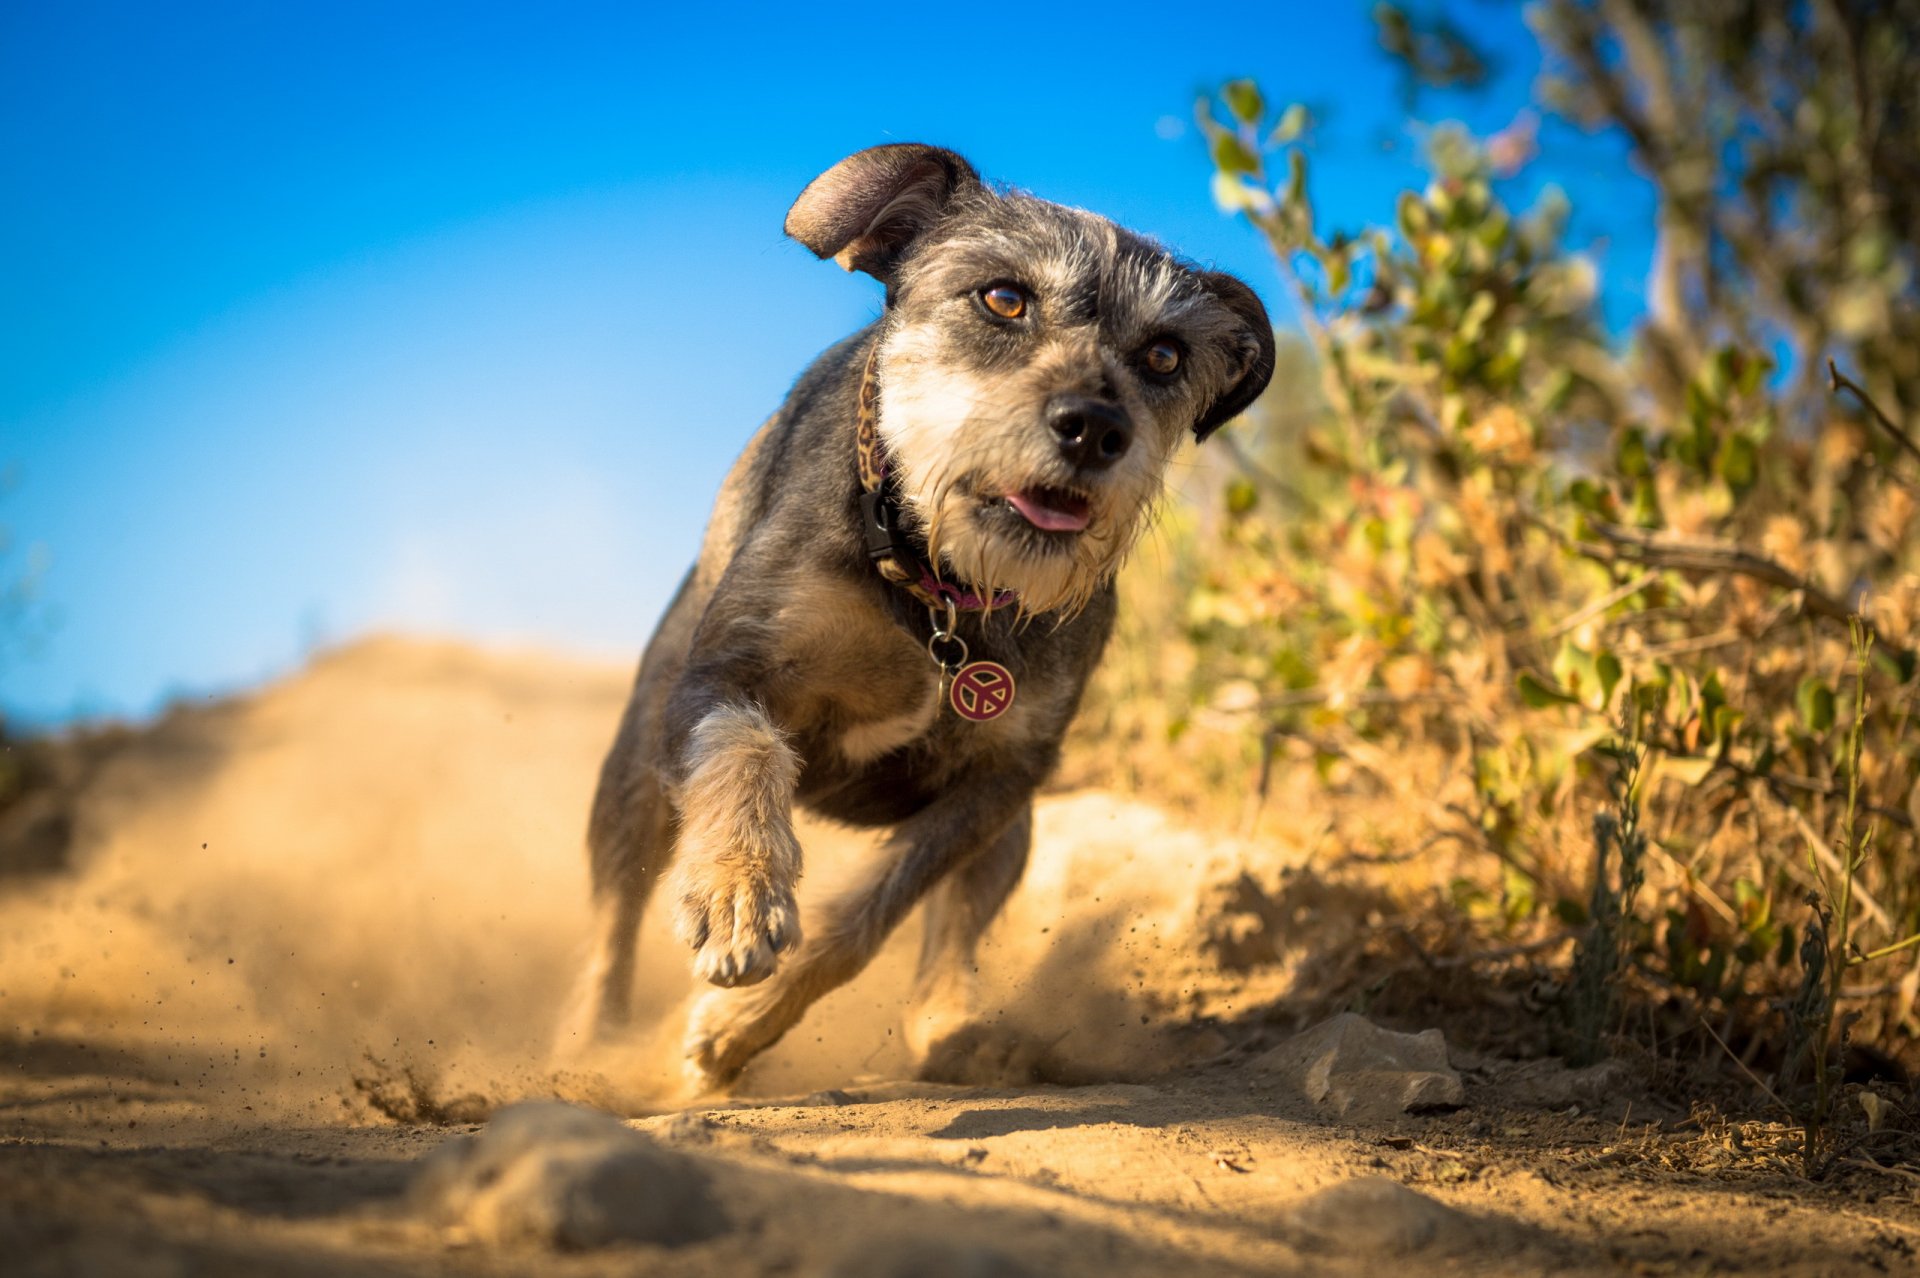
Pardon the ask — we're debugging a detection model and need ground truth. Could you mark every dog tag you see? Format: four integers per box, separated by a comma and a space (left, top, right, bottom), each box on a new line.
949, 660, 1016, 722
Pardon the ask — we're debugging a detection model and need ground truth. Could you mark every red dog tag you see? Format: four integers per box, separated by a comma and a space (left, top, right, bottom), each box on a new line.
949, 661, 1016, 722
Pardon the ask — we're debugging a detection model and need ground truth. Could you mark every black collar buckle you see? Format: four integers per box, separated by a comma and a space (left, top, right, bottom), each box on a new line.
860, 489, 908, 563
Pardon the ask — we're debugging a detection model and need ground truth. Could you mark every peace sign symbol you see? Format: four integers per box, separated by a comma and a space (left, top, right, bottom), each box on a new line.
949, 661, 1016, 722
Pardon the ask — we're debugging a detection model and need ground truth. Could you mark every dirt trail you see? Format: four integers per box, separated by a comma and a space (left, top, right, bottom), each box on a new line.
3, 637, 1916, 1275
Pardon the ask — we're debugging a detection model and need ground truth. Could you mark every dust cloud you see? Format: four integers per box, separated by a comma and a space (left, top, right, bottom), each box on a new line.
1, 637, 1278, 1122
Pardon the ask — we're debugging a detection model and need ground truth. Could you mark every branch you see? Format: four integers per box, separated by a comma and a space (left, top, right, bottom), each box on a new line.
1828, 359, 1920, 471
1570, 519, 1855, 622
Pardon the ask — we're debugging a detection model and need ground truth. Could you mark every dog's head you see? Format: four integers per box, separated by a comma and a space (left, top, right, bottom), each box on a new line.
788, 143, 1275, 615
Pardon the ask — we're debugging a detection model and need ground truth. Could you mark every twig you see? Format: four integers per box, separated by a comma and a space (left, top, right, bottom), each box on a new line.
1428, 932, 1576, 969
1784, 804, 1894, 936
1574, 520, 1855, 623
1547, 569, 1661, 640
1699, 1014, 1789, 1116
1643, 838, 1740, 928
1728, 758, 1916, 832
1639, 628, 1748, 659
1839, 1157, 1920, 1188
1857, 932, 1920, 964
1828, 359, 1920, 470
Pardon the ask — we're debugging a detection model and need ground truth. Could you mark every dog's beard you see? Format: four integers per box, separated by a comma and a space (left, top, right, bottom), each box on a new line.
919, 485, 1151, 617
877, 339, 1167, 617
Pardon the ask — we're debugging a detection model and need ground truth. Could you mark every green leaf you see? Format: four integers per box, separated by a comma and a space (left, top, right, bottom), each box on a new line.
1459, 290, 1495, 342
1872, 645, 1918, 684
1660, 755, 1715, 786
1595, 651, 1623, 707
1628, 477, 1663, 529
1269, 102, 1308, 145
1517, 670, 1578, 708
1210, 172, 1258, 213
1225, 477, 1258, 517
1796, 677, 1836, 733
1553, 897, 1589, 927
1700, 669, 1726, 718
1211, 131, 1261, 176
1719, 433, 1758, 493
1395, 191, 1429, 241
1223, 79, 1265, 126
1689, 379, 1720, 429
1616, 427, 1651, 478
1541, 367, 1576, 412
1327, 249, 1351, 297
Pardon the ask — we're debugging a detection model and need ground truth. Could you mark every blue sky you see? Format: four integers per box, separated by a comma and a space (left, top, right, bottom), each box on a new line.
0, 1, 1650, 724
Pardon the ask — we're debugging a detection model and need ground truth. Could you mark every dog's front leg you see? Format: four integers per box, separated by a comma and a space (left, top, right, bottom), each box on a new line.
665, 698, 804, 989
684, 770, 1035, 1088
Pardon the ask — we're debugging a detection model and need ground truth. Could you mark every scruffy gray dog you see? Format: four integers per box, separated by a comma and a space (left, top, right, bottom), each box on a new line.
569, 143, 1273, 1089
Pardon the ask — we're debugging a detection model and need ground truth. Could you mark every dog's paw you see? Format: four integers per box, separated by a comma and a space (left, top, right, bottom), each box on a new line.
669, 863, 801, 988
680, 989, 768, 1092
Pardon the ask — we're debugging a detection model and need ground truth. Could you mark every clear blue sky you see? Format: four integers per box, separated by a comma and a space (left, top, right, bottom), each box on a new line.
0, 1, 1650, 725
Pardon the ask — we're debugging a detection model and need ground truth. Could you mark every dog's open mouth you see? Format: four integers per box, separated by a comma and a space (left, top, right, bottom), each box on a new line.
1003, 487, 1092, 533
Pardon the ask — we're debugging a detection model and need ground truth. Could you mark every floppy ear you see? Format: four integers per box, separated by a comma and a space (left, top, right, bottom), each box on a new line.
785, 144, 980, 282
1192, 272, 1276, 441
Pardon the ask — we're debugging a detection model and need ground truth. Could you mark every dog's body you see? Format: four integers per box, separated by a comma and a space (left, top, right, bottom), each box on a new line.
569, 145, 1272, 1088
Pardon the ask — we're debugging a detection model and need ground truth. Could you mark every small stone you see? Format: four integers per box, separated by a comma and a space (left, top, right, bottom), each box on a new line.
410, 1101, 727, 1250
1253, 1013, 1464, 1118
803, 1088, 857, 1107
1284, 1177, 1482, 1256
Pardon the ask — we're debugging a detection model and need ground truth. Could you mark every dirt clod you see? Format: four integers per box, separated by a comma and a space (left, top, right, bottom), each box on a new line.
409, 1100, 727, 1250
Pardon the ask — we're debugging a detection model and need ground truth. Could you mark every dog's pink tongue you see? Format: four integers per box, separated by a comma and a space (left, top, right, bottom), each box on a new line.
1007, 489, 1091, 533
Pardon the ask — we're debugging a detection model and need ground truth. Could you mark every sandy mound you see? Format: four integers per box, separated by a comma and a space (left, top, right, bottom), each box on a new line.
0, 636, 1296, 1119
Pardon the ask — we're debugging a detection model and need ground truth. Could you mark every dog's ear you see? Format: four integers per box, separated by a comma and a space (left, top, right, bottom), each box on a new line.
1193, 272, 1276, 441
786, 144, 980, 282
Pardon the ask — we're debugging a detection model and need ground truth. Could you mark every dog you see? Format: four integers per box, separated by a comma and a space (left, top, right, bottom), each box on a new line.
566, 143, 1274, 1089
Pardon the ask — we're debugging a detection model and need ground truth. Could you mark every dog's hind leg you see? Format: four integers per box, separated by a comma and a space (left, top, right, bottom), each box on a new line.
682, 774, 1034, 1089
904, 806, 1031, 1076
554, 744, 675, 1059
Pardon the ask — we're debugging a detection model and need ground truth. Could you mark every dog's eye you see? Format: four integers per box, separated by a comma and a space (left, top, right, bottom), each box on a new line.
979, 285, 1028, 320
1143, 340, 1182, 377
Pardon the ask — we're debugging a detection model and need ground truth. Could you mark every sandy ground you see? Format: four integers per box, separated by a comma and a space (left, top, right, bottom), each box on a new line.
3, 636, 1918, 1275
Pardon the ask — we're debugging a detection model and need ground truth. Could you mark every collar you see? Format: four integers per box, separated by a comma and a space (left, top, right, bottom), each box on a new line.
854, 342, 1017, 613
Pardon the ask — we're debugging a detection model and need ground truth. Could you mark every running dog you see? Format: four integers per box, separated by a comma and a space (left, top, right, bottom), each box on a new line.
568, 143, 1274, 1088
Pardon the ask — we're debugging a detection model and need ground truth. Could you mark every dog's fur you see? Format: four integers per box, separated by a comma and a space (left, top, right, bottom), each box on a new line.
567, 144, 1274, 1088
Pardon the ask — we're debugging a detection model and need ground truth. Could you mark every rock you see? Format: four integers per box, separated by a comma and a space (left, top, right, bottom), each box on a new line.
409, 1101, 727, 1250
1253, 1013, 1464, 1118
1498, 1057, 1631, 1110
1284, 1176, 1482, 1256
822, 1236, 1032, 1278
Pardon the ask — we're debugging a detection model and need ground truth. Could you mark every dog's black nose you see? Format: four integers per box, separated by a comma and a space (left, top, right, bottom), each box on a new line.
1046, 395, 1132, 470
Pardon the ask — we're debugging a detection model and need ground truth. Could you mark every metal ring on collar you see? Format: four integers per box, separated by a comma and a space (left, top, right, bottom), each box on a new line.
927, 631, 969, 671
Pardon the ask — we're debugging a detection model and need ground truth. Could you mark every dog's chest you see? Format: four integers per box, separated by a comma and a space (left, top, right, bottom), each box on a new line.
836, 676, 942, 764
768, 579, 956, 753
